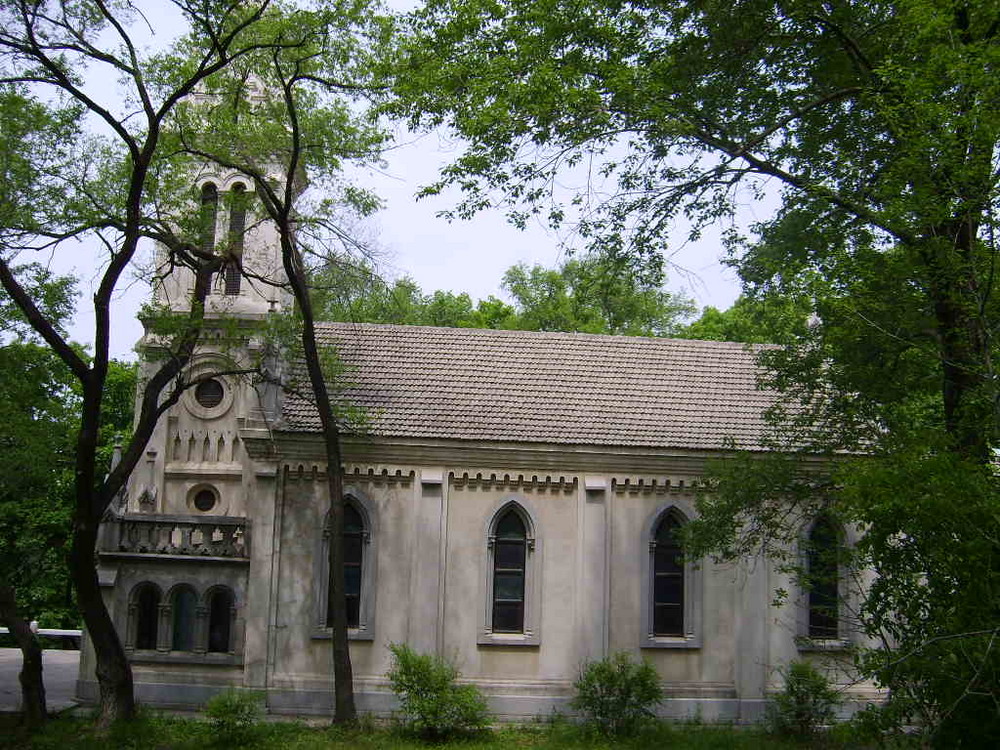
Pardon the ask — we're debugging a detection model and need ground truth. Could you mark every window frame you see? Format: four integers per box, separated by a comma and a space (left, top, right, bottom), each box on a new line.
478, 496, 541, 647
797, 515, 852, 650
127, 582, 162, 652
124, 580, 241, 664
313, 487, 377, 642
640, 502, 702, 649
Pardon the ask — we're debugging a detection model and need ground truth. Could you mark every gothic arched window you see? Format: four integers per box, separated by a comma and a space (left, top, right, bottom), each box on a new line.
480, 500, 540, 645
807, 515, 840, 639
224, 183, 247, 295
652, 512, 685, 637
326, 503, 365, 630
318, 493, 375, 640
491, 508, 527, 633
199, 183, 218, 254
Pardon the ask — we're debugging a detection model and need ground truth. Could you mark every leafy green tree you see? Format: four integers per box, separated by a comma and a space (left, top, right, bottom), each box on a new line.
679, 296, 811, 344
0, 0, 379, 727
390, 0, 1000, 741
503, 253, 693, 335
314, 252, 690, 334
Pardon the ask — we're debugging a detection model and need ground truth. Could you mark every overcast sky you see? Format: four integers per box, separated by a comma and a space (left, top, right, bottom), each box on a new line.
48, 3, 743, 361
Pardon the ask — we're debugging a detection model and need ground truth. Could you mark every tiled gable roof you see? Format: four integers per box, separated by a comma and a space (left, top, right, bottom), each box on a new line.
281, 323, 776, 451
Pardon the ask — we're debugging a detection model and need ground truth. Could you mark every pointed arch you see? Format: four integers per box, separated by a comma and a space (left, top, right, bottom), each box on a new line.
199, 182, 218, 255
479, 496, 541, 645
641, 502, 702, 649
314, 487, 376, 641
224, 182, 248, 295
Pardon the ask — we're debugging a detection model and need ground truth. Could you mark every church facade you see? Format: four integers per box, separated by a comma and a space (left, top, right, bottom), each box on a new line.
77, 171, 874, 720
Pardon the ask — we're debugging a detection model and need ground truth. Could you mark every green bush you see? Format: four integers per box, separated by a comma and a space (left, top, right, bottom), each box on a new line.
765, 661, 840, 738
570, 651, 663, 736
203, 689, 264, 746
386, 642, 489, 739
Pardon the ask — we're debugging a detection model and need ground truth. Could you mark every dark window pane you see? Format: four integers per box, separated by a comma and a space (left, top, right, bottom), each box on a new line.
172, 588, 197, 651
654, 574, 683, 604
200, 183, 218, 255
654, 604, 683, 636
494, 572, 524, 601
224, 185, 247, 295
344, 535, 363, 563
495, 540, 525, 569
655, 515, 681, 545
135, 586, 159, 650
208, 590, 232, 653
345, 595, 360, 629
344, 564, 362, 595
492, 602, 523, 633
344, 505, 363, 534
194, 489, 216, 512
495, 510, 526, 539
654, 547, 683, 573
808, 516, 840, 638
652, 512, 686, 636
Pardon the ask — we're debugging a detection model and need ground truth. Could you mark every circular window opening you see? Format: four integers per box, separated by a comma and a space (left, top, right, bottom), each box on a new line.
193, 489, 217, 512
194, 379, 225, 409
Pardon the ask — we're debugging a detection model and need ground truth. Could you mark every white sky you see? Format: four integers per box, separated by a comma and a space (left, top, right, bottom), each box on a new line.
43, 2, 743, 361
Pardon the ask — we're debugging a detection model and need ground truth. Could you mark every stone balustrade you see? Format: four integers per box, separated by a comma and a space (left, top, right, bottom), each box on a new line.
113, 514, 250, 558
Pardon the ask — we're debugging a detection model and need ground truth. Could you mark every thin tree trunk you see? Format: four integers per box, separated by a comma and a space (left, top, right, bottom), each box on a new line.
280, 237, 356, 723
0, 585, 46, 726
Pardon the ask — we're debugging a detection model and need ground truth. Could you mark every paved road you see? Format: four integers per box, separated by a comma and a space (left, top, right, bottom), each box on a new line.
0, 648, 79, 715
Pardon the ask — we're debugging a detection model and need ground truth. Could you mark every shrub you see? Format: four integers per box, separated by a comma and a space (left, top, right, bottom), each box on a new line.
203, 689, 264, 746
570, 651, 663, 736
386, 642, 489, 739
765, 661, 840, 738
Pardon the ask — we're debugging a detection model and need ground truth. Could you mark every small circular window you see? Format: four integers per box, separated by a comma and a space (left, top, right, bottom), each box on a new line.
194, 379, 225, 409
193, 489, 217, 512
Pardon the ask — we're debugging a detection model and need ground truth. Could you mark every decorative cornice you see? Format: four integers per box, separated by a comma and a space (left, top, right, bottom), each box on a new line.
611, 476, 704, 495
281, 463, 415, 486
449, 470, 578, 493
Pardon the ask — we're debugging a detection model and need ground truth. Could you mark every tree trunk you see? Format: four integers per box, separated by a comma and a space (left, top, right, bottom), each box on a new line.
279, 237, 356, 723
0, 585, 46, 727
924, 220, 993, 462
70, 513, 134, 727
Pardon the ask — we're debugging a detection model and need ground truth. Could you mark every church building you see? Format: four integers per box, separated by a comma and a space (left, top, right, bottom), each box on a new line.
77, 167, 873, 721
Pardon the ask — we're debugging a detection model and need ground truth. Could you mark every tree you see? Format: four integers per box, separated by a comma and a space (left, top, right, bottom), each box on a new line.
678, 295, 811, 344
0, 1, 371, 727
502, 253, 693, 335
390, 0, 1000, 741
313, 252, 691, 334
169, 6, 392, 722
0, 268, 79, 726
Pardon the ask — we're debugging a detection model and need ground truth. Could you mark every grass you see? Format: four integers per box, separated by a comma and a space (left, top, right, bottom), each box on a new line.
0, 712, 889, 750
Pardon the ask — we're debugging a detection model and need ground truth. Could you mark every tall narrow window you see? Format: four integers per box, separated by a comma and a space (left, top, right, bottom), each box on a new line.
171, 586, 198, 651
224, 183, 247, 295
491, 509, 527, 633
807, 516, 840, 638
652, 513, 684, 637
199, 183, 218, 254
207, 588, 234, 653
326, 502, 365, 630
134, 584, 160, 650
